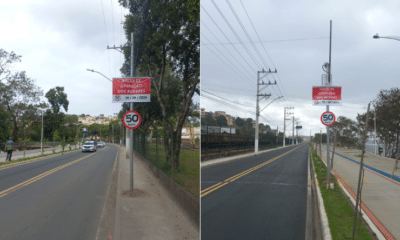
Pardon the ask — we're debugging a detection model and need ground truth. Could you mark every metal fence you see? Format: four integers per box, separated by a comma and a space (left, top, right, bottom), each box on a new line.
201, 125, 293, 156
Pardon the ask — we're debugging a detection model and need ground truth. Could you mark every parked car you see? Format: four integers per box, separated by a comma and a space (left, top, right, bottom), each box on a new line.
97, 141, 105, 148
82, 141, 97, 152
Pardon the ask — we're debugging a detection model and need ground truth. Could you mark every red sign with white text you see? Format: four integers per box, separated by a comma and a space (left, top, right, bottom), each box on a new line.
312, 86, 342, 106
112, 77, 151, 103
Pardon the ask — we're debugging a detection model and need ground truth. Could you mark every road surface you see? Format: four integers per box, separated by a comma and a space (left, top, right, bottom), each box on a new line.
0, 144, 117, 240
201, 144, 308, 240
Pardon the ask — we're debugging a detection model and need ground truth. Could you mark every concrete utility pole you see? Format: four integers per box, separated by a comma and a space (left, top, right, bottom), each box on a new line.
255, 68, 277, 154
292, 116, 295, 145
283, 107, 294, 147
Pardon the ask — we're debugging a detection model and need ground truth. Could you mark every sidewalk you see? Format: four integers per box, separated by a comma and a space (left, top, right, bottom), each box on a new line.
114, 145, 199, 240
0, 145, 79, 163
319, 145, 400, 239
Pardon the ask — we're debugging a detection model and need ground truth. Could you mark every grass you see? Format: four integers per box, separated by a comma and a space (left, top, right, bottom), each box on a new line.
311, 147, 374, 240
0, 148, 81, 167
142, 142, 200, 198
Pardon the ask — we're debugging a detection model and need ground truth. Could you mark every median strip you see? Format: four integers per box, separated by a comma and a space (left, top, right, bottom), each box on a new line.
201, 146, 301, 198
0, 146, 107, 199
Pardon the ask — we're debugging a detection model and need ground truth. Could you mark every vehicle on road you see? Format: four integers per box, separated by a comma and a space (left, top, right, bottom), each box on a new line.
82, 141, 97, 152
97, 141, 105, 148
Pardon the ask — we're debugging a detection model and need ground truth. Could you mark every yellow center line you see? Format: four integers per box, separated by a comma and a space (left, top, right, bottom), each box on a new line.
363, 177, 370, 183
347, 167, 351, 170
0, 146, 107, 199
201, 146, 302, 198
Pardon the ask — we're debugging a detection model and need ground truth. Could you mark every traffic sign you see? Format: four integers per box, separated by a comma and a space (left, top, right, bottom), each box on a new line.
112, 77, 151, 103
123, 111, 142, 129
321, 111, 335, 126
312, 86, 342, 106
296, 126, 302, 129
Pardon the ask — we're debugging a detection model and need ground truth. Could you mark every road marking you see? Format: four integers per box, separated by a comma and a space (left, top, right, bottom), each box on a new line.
201, 145, 302, 197
0, 146, 107, 199
363, 177, 370, 183
347, 167, 351, 170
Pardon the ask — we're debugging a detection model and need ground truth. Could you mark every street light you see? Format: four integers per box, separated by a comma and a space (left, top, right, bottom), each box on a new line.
373, 34, 400, 41
86, 69, 112, 82
38, 108, 50, 153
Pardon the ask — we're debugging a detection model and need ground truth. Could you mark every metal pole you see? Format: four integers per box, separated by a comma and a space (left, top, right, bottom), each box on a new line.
352, 103, 370, 239
41, 111, 44, 153
129, 31, 134, 192
283, 108, 286, 147
255, 71, 260, 154
292, 116, 294, 145
326, 20, 332, 188
374, 111, 377, 155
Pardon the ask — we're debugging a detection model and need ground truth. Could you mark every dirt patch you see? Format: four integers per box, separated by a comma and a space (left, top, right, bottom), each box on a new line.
121, 189, 150, 197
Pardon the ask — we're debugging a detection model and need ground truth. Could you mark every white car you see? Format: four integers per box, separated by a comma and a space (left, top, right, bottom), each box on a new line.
97, 141, 105, 148
82, 141, 97, 152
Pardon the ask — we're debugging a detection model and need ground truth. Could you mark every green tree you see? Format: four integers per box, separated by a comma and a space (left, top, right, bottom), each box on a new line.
216, 115, 228, 127
235, 117, 245, 127
120, 0, 199, 169
45, 87, 69, 139
0, 49, 47, 141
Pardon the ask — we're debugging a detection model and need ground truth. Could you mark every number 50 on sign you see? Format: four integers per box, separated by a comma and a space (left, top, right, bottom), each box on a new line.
123, 111, 142, 129
321, 111, 335, 126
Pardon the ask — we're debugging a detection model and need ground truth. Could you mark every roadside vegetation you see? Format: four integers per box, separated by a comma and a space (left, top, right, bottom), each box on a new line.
310, 146, 375, 240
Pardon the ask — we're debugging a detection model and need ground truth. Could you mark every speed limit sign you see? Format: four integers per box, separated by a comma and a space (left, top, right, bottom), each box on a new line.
321, 111, 335, 126
123, 111, 142, 129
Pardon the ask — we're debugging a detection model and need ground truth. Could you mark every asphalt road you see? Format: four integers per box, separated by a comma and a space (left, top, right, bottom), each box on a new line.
0, 144, 118, 240
201, 144, 309, 240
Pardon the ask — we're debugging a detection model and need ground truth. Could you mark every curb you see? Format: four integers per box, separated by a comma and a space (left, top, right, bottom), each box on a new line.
305, 146, 313, 239
312, 152, 332, 240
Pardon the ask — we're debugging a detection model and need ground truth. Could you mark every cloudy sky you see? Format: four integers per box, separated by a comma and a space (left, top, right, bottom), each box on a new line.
200, 0, 400, 137
0, 0, 131, 117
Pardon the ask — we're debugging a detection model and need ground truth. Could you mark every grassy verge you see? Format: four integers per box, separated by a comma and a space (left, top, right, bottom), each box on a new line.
311, 146, 375, 240
143, 143, 200, 198
0, 148, 81, 167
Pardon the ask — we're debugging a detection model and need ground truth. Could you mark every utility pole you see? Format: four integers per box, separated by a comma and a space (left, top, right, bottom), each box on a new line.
283, 107, 294, 147
292, 116, 295, 145
276, 126, 279, 147
374, 110, 377, 155
255, 68, 277, 154
326, 20, 333, 188
108, 32, 135, 191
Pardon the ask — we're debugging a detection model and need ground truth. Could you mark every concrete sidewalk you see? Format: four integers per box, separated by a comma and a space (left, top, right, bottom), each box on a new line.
113, 145, 199, 240
0, 145, 80, 163
319, 145, 400, 239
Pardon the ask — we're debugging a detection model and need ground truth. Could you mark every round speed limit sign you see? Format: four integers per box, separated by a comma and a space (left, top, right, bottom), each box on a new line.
123, 111, 142, 129
321, 111, 335, 126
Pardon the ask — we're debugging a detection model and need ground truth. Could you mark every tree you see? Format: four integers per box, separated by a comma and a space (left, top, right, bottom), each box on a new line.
119, 0, 199, 169
216, 115, 228, 127
0, 49, 47, 141
235, 117, 245, 127
45, 87, 69, 139
202, 114, 216, 126
245, 118, 253, 129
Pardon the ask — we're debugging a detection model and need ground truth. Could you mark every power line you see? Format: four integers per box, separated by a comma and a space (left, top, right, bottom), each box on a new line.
100, 0, 112, 79
202, 89, 255, 108
201, 33, 254, 87
201, 5, 257, 73
200, 37, 330, 46
211, 0, 262, 69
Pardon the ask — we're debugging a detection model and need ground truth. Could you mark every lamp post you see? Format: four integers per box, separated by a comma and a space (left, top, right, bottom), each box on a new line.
38, 108, 50, 154
86, 69, 112, 82
373, 34, 400, 41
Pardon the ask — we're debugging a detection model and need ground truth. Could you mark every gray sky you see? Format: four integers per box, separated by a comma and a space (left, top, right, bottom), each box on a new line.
0, 0, 131, 117
200, 0, 400, 137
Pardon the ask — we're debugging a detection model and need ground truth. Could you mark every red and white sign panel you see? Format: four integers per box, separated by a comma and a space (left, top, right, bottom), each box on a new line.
312, 86, 342, 106
123, 111, 142, 129
321, 111, 336, 126
112, 77, 151, 103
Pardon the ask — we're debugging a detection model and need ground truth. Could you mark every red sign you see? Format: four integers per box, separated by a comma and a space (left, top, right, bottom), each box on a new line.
321, 111, 336, 126
123, 111, 141, 129
312, 86, 342, 106
112, 77, 151, 103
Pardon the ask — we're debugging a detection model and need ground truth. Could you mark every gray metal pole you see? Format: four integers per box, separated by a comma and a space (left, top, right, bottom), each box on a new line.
130, 31, 134, 191
41, 111, 44, 153
255, 71, 260, 154
283, 107, 286, 147
326, 20, 332, 188
292, 116, 294, 145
